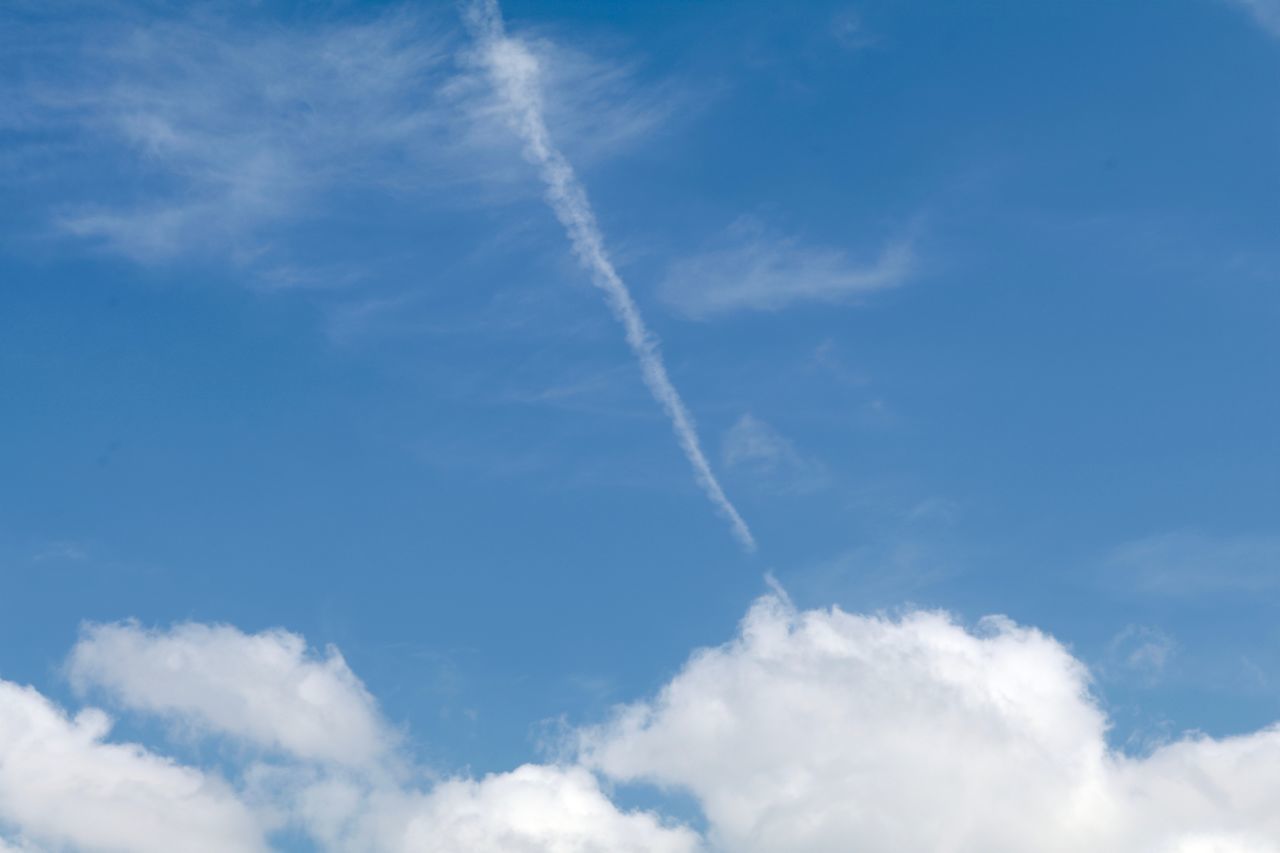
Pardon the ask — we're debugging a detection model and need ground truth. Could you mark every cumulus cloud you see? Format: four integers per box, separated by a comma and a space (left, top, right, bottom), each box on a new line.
659, 218, 911, 318
68, 621, 391, 767
22, 620, 695, 853
275, 764, 700, 853
581, 594, 1280, 852
5, 600, 1280, 851
0, 680, 266, 853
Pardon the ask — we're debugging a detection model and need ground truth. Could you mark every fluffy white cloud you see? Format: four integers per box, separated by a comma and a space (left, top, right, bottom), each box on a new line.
48, 621, 697, 852
68, 621, 390, 768
391, 764, 697, 853
274, 764, 699, 853
659, 218, 911, 318
0, 681, 265, 853
580, 593, 1280, 852
6, 599, 1280, 852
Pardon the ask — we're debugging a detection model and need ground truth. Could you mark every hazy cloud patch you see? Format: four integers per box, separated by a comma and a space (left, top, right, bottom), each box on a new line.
1229, 0, 1280, 37
1102, 532, 1280, 597
721, 414, 828, 495
659, 218, 911, 319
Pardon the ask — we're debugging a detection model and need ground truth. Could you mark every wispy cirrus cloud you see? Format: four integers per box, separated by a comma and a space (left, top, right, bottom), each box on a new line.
721, 414, 828, 495
30, 540, 89, 563
1100, 625, 1177, 688
6, 1, 752, 547
830, 8, 879, 51
16, 9, 453, 264
659, 217, 912, 319
1229, 0, 1280, 36
2, 4, 685, 273
1101, 531, 1280, 597
465, 0, 755, 551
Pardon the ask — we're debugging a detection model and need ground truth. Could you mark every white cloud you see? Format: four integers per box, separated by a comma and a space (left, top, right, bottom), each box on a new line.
466, 0, 755, 551
68, 621, 391, 768
0, 680, 266, 853
1230, 0, 1280, 37
275, 764, 700, 853
5, 5, 682, 268
721, 414, 827, 494
659, 218, 911, 318
0, 666, 697, 853
388, 764, 699, 852
38, 10, 453, 263
580, 593, 1280, 852
36, 620, 698, 852
7, 598, 1280, 851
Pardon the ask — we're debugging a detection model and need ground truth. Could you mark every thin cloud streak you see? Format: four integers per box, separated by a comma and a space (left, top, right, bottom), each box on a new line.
660, 217, 912, 319
464, 0, 755, 551
1231, 0, 1280, 37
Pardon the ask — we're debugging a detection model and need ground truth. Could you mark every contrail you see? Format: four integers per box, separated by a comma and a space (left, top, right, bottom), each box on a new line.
464, 0, 756, 552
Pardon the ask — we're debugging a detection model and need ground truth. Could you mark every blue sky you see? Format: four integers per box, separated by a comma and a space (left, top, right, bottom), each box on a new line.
2, 1, 1280, 850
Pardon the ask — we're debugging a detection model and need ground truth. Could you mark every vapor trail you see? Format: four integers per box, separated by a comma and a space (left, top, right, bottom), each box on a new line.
464, 0, 756, 551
